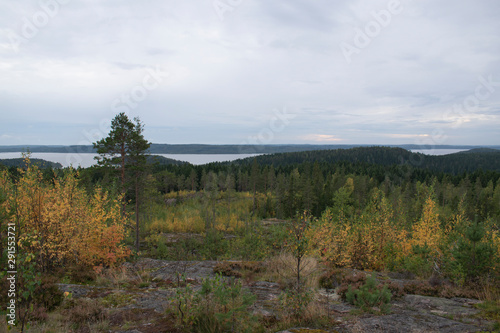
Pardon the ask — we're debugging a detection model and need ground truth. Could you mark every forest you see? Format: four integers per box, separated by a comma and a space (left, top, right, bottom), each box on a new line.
1, 116, 500, 332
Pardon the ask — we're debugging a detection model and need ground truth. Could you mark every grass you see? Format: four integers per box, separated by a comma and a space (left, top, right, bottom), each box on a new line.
144, 192, 255, 235
263, 252, 321, 290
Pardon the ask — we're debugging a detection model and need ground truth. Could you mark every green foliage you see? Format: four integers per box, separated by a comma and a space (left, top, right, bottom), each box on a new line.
169, 273, 257, 332
452, 221, 495, 282
94, 112, 151, 252
278, 287, 314, 319
201, 229, 229, 260
402, 244, 434, 278
475, 300, 500, 331
345, 274, 392, 314
229, 224, 268, 260
286, 212, 312, 293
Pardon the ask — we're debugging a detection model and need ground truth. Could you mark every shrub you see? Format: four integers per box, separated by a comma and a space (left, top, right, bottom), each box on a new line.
319, 269, 343, 289
169, 273, 257, 332
337, 272, 367, 301
383, 281, 405, 299
264, 252, 319, 291
345, 274, 391, 314
213, 261, 263, 278
403, 281, 439, 297
34, 275, 64, 311
452, 221, 495, 283
66, 298, 107, 327
278, 287, 314, 320
200, 229, 229, 260
67, 264, 97, 284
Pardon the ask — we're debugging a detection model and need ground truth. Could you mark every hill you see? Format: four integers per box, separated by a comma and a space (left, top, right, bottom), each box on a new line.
0, 158, 63, 169
230, 146, 500, 174
147, 155, 189, 166
1, 144, 499, 154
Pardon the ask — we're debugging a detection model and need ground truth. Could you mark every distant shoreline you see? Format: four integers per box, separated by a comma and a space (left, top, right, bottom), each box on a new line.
0, 144, 498, 155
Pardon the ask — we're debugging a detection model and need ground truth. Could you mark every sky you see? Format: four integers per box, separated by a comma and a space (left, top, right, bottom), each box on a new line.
0, 0, 499, 147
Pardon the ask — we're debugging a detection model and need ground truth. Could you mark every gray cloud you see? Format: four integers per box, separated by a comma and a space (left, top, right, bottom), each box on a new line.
0, 0, 499, 146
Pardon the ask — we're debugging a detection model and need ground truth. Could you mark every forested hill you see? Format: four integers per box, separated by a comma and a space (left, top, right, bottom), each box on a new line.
232, 147, 500, 174
147, 155, 188, 166
0, 158, 63, 169
2, 144, 499, 154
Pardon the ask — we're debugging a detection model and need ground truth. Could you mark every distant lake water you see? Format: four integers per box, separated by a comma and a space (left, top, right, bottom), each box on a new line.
410, 149, 468, 155
0, 149, 470, 168
0, 152, 262, 168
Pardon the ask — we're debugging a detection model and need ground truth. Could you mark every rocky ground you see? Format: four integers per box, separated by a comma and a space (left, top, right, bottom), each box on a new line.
56, 258, 495, 333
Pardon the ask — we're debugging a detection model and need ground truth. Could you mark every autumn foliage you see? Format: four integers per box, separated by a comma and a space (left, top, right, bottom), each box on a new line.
307, 184, 500, 281
0, 158, 130, 272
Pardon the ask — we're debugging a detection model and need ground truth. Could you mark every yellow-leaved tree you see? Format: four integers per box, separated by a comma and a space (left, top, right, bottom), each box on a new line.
411, 196, 443, 256
1, 158, 130, 272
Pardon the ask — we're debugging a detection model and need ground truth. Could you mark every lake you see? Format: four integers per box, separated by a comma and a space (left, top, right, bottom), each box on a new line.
0, 152, 262, 168
0, 149, 469, 168
410, 149, 468, 155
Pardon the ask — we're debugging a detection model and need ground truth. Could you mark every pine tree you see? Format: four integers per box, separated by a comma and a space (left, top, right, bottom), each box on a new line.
93, 113, 150, 252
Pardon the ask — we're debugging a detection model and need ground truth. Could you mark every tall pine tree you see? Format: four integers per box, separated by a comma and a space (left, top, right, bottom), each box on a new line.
94, 112, 150, 252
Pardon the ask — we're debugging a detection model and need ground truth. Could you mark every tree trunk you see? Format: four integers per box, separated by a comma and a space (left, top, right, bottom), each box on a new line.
135, 179, 140, 253
121, 142, 126, 215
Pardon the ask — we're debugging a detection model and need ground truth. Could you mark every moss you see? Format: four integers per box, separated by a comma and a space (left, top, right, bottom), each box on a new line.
475, 300, 500, 330
213, 260, 264, 278
100, 291, 137, 308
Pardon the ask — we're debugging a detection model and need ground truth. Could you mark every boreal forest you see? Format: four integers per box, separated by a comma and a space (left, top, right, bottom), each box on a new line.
1, 114, 500, 332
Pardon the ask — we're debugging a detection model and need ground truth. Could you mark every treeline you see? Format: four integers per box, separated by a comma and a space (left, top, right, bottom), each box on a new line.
0, 158, 62, 169
75, 147, 500, 224
234, 147, 500, 174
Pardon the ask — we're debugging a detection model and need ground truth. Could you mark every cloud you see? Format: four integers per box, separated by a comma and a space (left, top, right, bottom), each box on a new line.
300, 134, 343, 142
383, 134, 431, 139
0, 0, 499, 145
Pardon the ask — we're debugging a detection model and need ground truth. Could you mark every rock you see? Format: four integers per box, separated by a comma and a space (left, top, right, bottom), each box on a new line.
126, 289, 174, 313
318, 288, 341, 302
248, 281, 281, 301
330, 302, 356, 314
351, 309, 484, 333
56, 283, 100, 298
252, 307, 275, 320
404, 294, 481, 317
275, 328, 329, 333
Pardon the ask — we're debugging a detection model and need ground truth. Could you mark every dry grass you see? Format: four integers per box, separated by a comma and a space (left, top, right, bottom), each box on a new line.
474, 277, 500, 302
263, 252, 321, 290
94, 266, 132, 289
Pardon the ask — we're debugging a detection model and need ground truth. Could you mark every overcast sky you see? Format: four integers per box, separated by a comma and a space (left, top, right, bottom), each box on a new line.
0, 0, 499, 146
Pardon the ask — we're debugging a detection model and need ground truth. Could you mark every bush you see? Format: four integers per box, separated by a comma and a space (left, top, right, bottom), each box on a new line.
278, 287, 314, 319
264, 253, 319, 291
452, 222, 495, 283
65, 298, 106, 327
169, 273, 257, 332
201, 229, 229, 260
319, 269, 343, 289
34, 275, 64, 311
338, 272, 367, 300
67, 264, 96, 284
213, 261, 263, 278
345, 274, 391, 314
